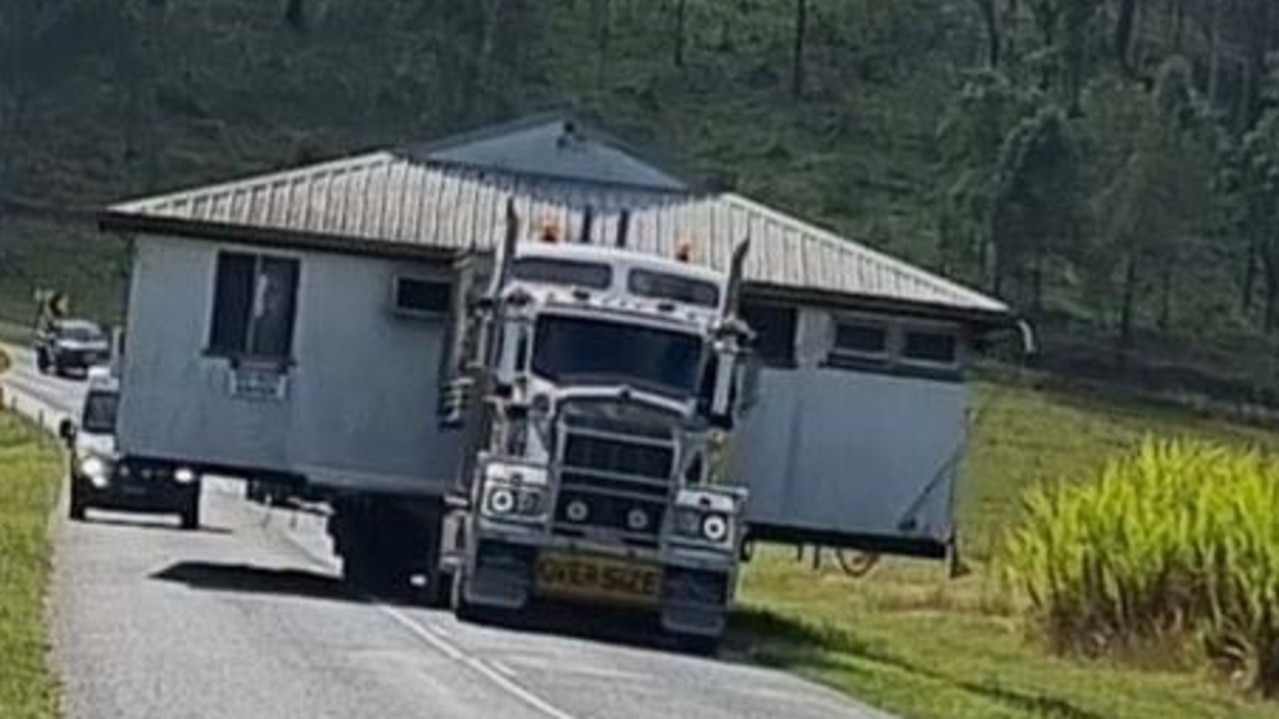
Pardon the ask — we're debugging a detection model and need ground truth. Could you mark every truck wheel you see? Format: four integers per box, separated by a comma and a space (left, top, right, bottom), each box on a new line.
36, 351, 48, 374
671, 632, 721, 657
450, 571, 504, 625
450, 571, 482, 623
67, 478, 87, 521
180, 495, 201, 530
420, 569, 454, 610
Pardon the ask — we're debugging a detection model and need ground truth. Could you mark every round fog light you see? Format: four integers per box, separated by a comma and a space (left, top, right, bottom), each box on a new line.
489, 488, 516, 514
565, 499, 589, 523
701, 513, 729, 542
174, 468, 196, 484
626, 508, 650, 531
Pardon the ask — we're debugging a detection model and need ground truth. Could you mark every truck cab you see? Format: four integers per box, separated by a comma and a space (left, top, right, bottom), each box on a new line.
59, 372, 203, 528
446, 235, 755, 651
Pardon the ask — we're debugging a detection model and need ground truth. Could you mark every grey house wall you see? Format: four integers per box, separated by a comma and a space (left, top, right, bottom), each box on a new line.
117, 235, 460, 496
731, 306, 969, 554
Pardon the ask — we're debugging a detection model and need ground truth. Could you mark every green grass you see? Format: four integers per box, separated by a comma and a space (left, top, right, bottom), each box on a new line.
732, 380, 1279, 719
0, 409, 64, 719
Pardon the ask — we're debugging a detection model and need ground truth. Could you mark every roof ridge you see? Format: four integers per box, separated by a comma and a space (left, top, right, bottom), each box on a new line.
112, 151, 399, 212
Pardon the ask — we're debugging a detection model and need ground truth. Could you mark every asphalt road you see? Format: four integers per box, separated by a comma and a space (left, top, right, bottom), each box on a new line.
1, 344, 889, 719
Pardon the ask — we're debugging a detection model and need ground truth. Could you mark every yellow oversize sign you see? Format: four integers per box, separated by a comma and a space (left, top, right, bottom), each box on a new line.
534, 551, 662, 608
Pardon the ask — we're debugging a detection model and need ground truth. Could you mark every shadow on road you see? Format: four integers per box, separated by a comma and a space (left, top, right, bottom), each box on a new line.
151, 561, 364, 603
79, 515, 233, 535
465, 600, 704, 657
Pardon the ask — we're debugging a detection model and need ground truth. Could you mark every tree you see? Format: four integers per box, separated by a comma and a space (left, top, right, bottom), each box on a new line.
1114, 0, 1138, 74
1060, 0, 1099, 115
1094, 58, 1215, 350
935, 70, 1040, 282
973, 0, 1001, 68
673, 0, 688, 67
284, 0, 306, 31
792, 0, 807, 99
986, 106, 1083, 307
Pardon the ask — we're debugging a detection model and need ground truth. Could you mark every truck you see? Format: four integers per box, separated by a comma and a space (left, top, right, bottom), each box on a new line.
321, 209, 755, 650
101, 116, 1019, 655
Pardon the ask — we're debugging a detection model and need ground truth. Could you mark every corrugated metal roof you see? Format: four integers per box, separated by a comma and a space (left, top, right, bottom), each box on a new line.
104, 151, 1010, 318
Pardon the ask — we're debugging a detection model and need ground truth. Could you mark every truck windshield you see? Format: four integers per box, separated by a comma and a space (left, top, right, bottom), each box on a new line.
531, 315, 702, 398
82, 392, 118, 434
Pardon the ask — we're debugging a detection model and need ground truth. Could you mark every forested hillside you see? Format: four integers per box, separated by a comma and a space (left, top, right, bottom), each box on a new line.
2, 0, 1279, 403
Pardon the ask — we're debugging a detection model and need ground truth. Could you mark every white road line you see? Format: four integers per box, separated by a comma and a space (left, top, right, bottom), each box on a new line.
489, 660, 519, 679
379, 605, 578, 719
263, 503, 579, 719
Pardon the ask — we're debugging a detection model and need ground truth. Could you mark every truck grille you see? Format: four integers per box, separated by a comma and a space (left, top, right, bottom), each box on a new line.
554, 422, 676, 546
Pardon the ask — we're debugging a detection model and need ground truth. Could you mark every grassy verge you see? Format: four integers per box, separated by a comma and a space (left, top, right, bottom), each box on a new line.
732, 380, 1279, 719
0, 409, 64, 719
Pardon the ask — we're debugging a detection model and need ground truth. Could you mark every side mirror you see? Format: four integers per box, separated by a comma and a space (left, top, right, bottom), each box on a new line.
736, 354, 761, 414
708, 347, 738, 430
58, 419, 76, 444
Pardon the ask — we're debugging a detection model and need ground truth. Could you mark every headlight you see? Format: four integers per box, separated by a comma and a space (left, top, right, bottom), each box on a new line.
79, 456, 107, 478
675, 506, 736, 545
174, 467, 196, 484
701, 513, 730, 542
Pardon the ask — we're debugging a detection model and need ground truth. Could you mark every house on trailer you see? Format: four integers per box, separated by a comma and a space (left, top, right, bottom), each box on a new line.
97, 112, 1017, 562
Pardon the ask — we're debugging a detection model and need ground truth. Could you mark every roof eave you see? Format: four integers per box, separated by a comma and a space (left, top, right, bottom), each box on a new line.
744, 281, 1016, 331
97, 210, 461, 264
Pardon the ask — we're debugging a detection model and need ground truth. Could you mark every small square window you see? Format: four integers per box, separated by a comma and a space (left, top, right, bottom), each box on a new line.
833, 322, 888, 356
902, 330, 958, 365
393, 276, 451, 316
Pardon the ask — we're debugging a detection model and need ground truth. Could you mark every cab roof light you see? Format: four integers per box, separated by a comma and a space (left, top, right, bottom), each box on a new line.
675, 240, 693, 263
538, 215, 562, 244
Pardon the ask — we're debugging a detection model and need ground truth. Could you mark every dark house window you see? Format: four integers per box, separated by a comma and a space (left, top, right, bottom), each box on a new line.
393, 276, 451, 316
833, 321, 889, 356
902, 329, 959, 365
208, 252, 299, 361
740, 301, 797, 368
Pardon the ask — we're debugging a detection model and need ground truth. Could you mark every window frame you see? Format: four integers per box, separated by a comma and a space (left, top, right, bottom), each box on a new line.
822, 311, 966, 379
205, 250, 301, 366
827, 314, 893, 365
389, 274, 453, 319
898, 323, 963, 370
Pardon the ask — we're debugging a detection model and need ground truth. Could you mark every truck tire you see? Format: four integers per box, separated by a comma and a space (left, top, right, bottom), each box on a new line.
420, 569, 454, 610
36, 350, 48, 375
67, 478, 87, 521
180, 495, 201, 530
671, 632, 721, 657
449, 571, 484, 623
